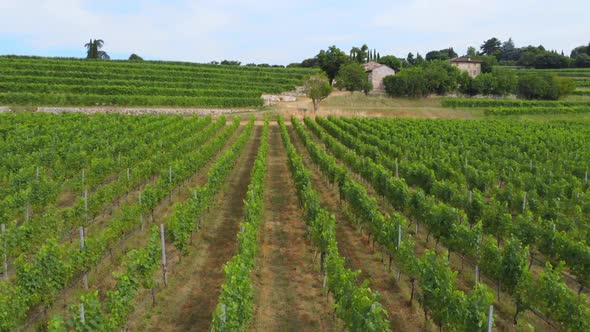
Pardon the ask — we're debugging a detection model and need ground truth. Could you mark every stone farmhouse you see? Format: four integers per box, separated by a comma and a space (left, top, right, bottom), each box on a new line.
363, 61, 395, 93
450, 57, 482, 77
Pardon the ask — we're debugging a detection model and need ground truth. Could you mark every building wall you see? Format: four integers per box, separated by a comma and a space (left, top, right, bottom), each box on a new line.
452, 62, 481, 78
369, 66, 396, 92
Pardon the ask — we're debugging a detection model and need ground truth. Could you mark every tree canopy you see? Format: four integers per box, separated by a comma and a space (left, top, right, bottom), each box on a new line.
480, 37, 502, 57
303, 74, 332, 112
335, 63, 371, 94
84, 39, 109, 60
378, 55, 402, 72
316, 46, 349, 84
128, 53, 143, 61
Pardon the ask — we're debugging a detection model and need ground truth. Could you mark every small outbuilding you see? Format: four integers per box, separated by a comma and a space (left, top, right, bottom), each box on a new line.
450, 57, 482, 78
363, 61, 395, 93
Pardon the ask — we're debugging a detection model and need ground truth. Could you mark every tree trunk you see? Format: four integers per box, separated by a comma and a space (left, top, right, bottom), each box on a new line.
410, 279, 416, 306
152, 288, 156, 307
320, 251, 325, 274
579, 284, 585, 295
313, 100, 320, 113
389, 255, 393, 271
513, 308, 521, 324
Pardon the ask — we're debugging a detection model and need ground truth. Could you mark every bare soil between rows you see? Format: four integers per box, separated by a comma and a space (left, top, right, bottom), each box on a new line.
129, 125, 261, 331
249, 123, 337, 332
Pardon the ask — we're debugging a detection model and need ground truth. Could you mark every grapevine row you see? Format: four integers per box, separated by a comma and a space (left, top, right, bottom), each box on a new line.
292, 116, 496, 331
48, 117, 256, 331
0, 117, 240, 330
307, 116, 590, 330
210, 116, 269, 331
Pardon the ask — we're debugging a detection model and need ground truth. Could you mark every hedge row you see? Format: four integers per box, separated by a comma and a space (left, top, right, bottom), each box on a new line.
0, 92, 264, 108
0, 82, 263, 98
0, 69, 302, 86
0, 56, 318, 76
441, 98, 590, 108
0, 74, 293, 93
0, 63, 310, 81
485, 106, 590, 115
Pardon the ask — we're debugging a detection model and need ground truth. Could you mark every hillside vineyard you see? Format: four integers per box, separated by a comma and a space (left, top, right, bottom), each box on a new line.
0, 56, 317, 108
1, 113, 589, 331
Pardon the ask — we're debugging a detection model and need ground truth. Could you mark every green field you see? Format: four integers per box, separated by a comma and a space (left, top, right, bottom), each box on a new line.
0, 56, 317, 108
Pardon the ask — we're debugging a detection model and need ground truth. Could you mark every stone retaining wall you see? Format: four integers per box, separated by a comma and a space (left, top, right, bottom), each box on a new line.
35, 107, 254, 115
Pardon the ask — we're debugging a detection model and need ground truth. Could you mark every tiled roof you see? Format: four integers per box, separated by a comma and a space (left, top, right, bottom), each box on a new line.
450, 57, 483, 63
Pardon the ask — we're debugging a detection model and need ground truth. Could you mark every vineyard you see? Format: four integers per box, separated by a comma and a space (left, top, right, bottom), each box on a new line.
439, 68, 590, 116
1, 111, 590, 332
0, 56, 317, 108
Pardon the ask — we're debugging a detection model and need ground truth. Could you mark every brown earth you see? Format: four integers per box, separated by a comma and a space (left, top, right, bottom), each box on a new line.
128, 125, 261, 331
24, 125, 246, 331
286, 123, 431, 331
297, 118, 558, 331
248, 123, 338, 332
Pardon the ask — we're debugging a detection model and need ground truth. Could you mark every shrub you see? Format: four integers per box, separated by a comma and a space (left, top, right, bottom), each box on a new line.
517, 73, 575, 100
335, 63, 370, 93
384, 67, 429, 97
575, 54, 590, 68
383, 61, 461, 97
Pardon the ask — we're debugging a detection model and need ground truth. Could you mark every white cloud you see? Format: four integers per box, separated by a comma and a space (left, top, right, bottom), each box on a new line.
0, 0, 234, 61
0, 0, 588, 63
373, 0, 589, 56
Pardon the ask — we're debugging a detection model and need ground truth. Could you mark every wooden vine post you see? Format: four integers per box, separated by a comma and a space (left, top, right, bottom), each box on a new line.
487, 305, 494, 332
160, 224, 168, 286
168, 166, 173, 200
84, 188, 88, 224
80, 303, 85, 324
397, 223, 402, 281
80, 226, 88, 289
139, 192, 144, 231
2, 224, 7, 281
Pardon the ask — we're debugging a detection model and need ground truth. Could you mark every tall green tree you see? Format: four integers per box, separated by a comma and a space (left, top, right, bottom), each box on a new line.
84, 39, 110, 60
335, 63, 371, 94
317, 46, 349, 84
480, 37, 502, 57
128, 53, 143, 61
407, 52, 416, 66
303, 74, 332, 112
500, 38, 520, 61
377, 55, 402, 72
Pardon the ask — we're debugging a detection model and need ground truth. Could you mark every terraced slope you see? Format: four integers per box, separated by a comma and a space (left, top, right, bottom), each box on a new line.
0, 56, 317, 108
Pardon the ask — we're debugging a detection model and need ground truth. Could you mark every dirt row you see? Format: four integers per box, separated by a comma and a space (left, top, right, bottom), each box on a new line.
127, 125, 261, 331
25, 125, 245, 330
285, 124, 428, 331
292, 119, 557, 331
249, 123, 337, 331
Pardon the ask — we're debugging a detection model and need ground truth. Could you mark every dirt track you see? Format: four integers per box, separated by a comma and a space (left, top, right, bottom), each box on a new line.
249, 123, 337, 332
127, 125, 260, 331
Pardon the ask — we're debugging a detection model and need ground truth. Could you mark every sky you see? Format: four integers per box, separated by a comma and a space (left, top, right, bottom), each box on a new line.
0, 0, 588, 65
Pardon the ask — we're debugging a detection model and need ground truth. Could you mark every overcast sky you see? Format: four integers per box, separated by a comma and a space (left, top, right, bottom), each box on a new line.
0, 0, 588, 65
